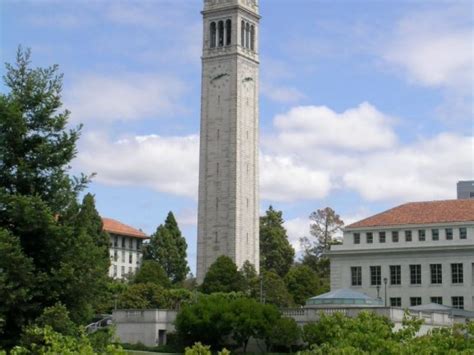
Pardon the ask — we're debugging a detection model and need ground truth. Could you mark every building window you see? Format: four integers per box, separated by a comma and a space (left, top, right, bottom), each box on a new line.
418, 229, 425, 241
410, 297, 422, 306
137, 240, 142, 250
114, 236, 118, 247
354, 233, 360, 244
390, 265, 401, 285
451, 263, 463, 284
351, 266, 362, 286
405, 230, 412, 242
113, 265, 117, 277
129, 267, 132, 274
225, 19, 232, 45
392, 231, 399, 243
250, 24, 255, 50
122, 251, 125, 262
452, 296, 464, 309
121, 266, 125, 275
410, 264, 421, 285
122, 237, 126, 248
245, 22, 250, 49
390, 298, 402, 307
431, 297, 443, 305
370, 266, 381, 286
430, 264, 442, 284
241, 20, 245, 46
459, 227, 467, 239
210, 22, 216, 48
114, 251, 118, 261
218, 21, 224, 47
129, 238, 133, 249
431, 229, 439, 241
366, 232, 373, 244
129, 253, 133, 264
379, 231, 386, 243
445, 228, 453, 240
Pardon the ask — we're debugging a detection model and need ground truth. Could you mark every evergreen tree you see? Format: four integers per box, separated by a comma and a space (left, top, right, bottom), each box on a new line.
285, 265, 323, 305
260, 206, 295, 277
143, 212, 189, 283
200, 256, 245, 294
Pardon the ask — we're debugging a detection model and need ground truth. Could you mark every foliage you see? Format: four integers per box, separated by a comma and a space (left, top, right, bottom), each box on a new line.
143, 211, 190, 283
265, 317, 301, 352
251, 271, 293, 307
117, 283, 193, 310
200, 256, 245, 294
33, 303, 78, 337
300, 256, 330, 294
184, 342, 211, 355
285, 265, 323, 305
0, 48, 110, 348
259, 206, 295, 277
133, 260, 170, 288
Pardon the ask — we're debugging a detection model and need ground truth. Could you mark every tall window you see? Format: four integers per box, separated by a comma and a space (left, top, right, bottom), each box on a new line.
354, 233, 360, 244
366, 232, 373, 244
418, 229, 425, 241
137, 240, 142, 250
430, 264, 442, 284
379, 231, 386, 243
452, 296, 464, 309
226, 19, 232, 45
241, 20, 245, 47
210, 22, 217, 48
410, 264, 421, 285
218, 21, 224, 47
245, 22, 250, 49
405, 230, 412, 242
351, 266, 362, 286
121, 237, 126, 248
392, 231, 399, 243
445, 228, 453, 240
370, 266, 381, 286
113, 265, 117, 277
451, 263, 463, 284
114, 251, 118, 261
114, 236, 118, 247
390, 265, 401, 285
459, 227, 467, 239
129, 238, 133, 249
430, 297, 443, 305
410, 297, 422, 306
122, 251, 125, 262
250, 25, 255, 50
390, 298, 402, 307
431, 229, 439, 241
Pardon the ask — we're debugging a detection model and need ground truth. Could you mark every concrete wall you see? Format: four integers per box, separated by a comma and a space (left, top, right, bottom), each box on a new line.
113, 309, 177, 347
330, 223, 474, 310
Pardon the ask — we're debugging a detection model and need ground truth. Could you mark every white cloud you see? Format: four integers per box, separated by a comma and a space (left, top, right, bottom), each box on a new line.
261, 83, 306, 104
260, 155, 331, 202
284, 217, 310, 252
66, 73, 185, 123
271, 102, 397, 152
343, 133, 474, 202
382, 7, 473, 92
76, 133, 199, 198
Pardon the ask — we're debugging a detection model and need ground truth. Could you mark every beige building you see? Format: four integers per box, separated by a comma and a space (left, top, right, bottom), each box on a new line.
197, 0, 261, 282
329, 200, 474, 311
102, 218, 149, 279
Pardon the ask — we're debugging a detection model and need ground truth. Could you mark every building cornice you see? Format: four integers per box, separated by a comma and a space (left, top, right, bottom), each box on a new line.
327, 244, 474, 256
344, 221, 474, 232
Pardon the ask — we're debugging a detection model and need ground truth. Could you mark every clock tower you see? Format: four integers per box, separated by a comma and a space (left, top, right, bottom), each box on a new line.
197, 0, 260, 282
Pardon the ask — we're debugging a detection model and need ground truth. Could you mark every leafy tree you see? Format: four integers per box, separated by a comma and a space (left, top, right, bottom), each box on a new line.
259, 206, 295, 277
285, 265, 322, 305
240, 260, 258, 295
175, 294, 234, 349
33, 303, 78, 338
133, 260, 170, 288
117, 283, 165, 309
252, 271, 293, 307
200, 256, 244, 294
265, 317, 301, 352
144, 212, 189, 283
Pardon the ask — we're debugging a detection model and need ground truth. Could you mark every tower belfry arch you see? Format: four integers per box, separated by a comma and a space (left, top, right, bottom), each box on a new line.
197, 0, 260, 282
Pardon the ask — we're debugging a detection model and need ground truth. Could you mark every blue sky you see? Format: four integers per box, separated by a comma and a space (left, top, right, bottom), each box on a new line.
1, 0, 473, 274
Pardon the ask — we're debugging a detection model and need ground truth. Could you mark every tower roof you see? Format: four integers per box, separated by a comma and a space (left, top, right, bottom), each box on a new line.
204, 0, 259, 13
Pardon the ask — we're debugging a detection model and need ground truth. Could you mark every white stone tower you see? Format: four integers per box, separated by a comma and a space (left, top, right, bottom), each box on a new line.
197, 0, 260, 283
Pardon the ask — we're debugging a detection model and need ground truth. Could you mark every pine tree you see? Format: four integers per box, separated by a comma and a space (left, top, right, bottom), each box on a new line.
143, 211, 190, 283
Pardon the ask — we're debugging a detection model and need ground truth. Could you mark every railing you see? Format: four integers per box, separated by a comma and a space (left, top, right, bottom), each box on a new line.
85, 315, 113, 334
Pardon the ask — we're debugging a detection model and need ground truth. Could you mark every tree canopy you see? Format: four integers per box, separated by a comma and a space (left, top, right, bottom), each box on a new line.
259, 206, 295, 277
144, 212, 189, 283
200, 256, 244, 294
285, 265, 323, 305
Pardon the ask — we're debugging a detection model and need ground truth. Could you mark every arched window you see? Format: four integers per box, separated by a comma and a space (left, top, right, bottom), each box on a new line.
210, 22, 216, 48
245, 22, 250, 49
250, 25, 255, 51
218, 21, 224, 47
241, 20, 245, 47
226, 19, 232, 45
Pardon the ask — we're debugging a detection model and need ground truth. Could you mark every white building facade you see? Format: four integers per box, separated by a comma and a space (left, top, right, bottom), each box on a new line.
329, 200, 474, 311
103, 218, 149, 280
197, 0, 260, 282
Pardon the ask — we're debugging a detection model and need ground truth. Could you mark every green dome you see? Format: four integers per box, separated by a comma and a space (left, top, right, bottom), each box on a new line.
306, 288, 383, 306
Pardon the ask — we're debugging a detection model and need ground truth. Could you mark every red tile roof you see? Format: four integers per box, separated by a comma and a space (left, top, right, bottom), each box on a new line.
102, 217, 148, 239
347, 199, 474, 229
